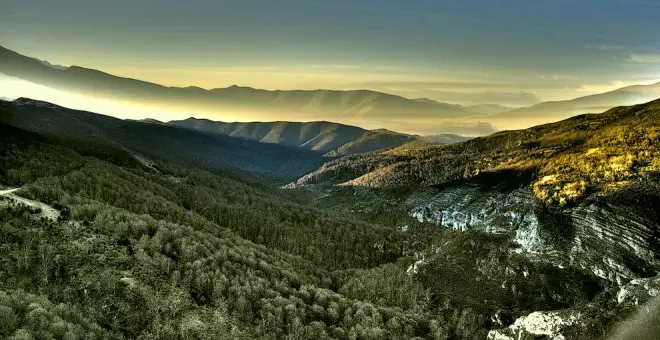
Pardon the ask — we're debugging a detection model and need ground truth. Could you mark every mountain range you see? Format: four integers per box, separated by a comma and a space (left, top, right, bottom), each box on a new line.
292, 97, 660, 201
413, 98, 515, 115
0, 90, 659, 339
0, 45, 471, 120
291, 97, 660, 338
168, 118, 467, 156
3, 44, 660, 136
0, 98, 326, 179
487, 81, 660, 130
4, 2, 660, 337
6, 43, 660, 138
0, 97, 467, 179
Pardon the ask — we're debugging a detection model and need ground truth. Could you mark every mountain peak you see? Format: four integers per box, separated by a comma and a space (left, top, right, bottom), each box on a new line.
226, 85, 256, 90
413, 97, 441, 105
13, 97, 62, 109
30, 58, 68, 70
182, 85, 206, 91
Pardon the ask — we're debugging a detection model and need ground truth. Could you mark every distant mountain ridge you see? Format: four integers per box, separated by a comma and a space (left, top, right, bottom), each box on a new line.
169, 118, 464, 156
486, 82, 660, 129
0, 98, 466, 181
0, 97, 327, 179
3, 44, 659, 134
293, 97, 660, 201
0, 45, 473, 121
413, 98, 514, 115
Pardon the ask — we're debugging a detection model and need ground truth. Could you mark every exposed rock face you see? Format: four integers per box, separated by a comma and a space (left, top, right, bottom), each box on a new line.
406, 179, 660, 339
616, 275, 660, 306
488, 275, 660, 340
407, 185, 660, 284
567, 201, 660, 284
487, 310, 584, 340
409, 186, 538, 234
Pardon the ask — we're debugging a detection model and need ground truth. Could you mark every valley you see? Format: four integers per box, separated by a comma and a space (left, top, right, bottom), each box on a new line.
169, 119, 421, 156
286, 99, 660, 338
0, 96, 658, 339
4, 1, 660, 338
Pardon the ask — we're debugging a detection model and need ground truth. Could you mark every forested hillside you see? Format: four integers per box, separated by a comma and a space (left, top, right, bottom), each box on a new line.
0, 122, 420, 338
0, 98, 326, 179
294, 99, 660, 207
170, 118, 419, 157
0, 118, 521, 339
0, 98, 658, 339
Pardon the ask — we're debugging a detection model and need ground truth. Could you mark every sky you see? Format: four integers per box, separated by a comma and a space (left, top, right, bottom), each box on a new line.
1, 0, 660, 106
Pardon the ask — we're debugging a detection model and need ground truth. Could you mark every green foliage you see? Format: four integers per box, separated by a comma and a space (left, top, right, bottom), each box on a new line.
0, 289, 117, 339
0, 126, 430, 338
0, 117, 634, 339
339, 262, 430, 312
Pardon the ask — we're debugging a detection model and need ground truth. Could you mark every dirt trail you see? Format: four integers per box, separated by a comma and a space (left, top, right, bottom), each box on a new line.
0, 188, 20, 196
0, 187, 60, 221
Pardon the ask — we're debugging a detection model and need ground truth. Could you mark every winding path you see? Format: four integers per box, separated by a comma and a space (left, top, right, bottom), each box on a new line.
0, 187, 60, 220
0, 188, 20, 196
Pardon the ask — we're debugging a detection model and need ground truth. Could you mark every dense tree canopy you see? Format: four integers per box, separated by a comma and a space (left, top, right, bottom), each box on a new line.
0, 114, 655, 339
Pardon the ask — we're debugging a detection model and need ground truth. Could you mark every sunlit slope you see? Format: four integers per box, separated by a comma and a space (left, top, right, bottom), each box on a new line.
295, 98, 660, 206
171, 118, 421, 156
487, 83, 660, 130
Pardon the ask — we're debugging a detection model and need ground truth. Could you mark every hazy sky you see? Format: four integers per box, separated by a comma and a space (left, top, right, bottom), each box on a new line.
2, 0, 660, 106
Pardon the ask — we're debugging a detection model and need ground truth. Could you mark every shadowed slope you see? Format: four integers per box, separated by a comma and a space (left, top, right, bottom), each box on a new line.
0, 98, 325, 179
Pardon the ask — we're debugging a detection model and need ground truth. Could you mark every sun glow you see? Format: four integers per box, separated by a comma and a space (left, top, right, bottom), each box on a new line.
0, 74, 248, 122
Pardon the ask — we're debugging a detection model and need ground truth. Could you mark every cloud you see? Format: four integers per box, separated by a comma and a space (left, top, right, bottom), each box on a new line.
0, 74, 21, 101
302, 64, 363, 71
358, 80, 572, 105
350, 118, 498, 136
629, 54, 660, 64
426, 121, 497, 136
423, 90, 541, 107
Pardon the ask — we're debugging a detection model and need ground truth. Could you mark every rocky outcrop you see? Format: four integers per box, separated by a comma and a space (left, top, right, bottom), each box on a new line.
409, 186, 539, 234
567, 202, 660, 284
488, 275, 660, 340
487, 310, 585, 340
408, 185, 660, 284
616, 275, 660, 306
